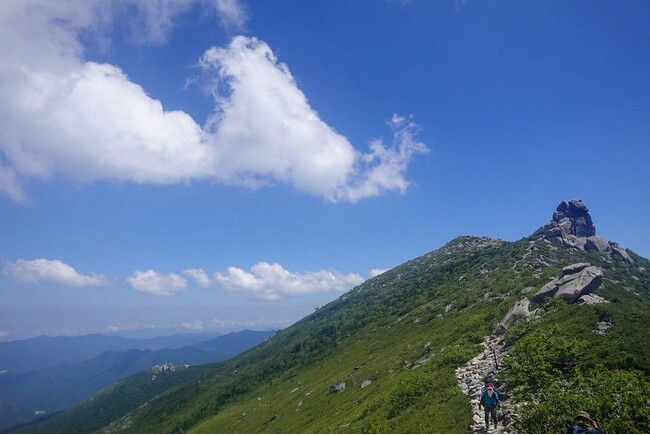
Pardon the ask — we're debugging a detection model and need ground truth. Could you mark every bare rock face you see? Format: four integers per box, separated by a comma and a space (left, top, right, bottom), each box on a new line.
541, 199, 633, 264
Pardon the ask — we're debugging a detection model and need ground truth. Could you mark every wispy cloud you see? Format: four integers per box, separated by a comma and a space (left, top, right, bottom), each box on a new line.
0, 3, 426, 204
0, 330, 9, 338
212, 0, 247, 29
126, 269, 188, 296
214, 261, 365, 301
2, 259, 107, 287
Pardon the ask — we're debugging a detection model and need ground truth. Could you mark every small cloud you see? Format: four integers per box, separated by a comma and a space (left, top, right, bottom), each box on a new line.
212, 0, 248, 29
211, 317, 290, 330
214, 262, 365, 301
105, 322, 167, 333
369, 268, 388, 278
2, 259, 107, 287
183, 268, 212, 288
181, 320, 205, 330
0, 330, 9, 338
126, 269, 187, 296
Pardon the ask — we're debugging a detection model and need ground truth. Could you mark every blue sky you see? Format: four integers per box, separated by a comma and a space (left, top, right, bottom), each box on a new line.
1, 0, 649, 341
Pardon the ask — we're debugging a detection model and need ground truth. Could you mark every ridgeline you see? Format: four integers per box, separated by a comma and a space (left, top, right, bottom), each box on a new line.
18, 200, 650, 434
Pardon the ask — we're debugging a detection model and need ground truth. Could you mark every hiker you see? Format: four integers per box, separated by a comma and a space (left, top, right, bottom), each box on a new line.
569, 411, 604, 434
479, 384, 499, 430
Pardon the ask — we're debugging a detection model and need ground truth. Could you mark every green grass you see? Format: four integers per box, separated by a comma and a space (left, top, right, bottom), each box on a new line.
25, 236, 650, 434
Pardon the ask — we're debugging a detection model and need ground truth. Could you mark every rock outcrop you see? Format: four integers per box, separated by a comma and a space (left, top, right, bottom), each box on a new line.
540, 199, 633, 263
532, 263, 604, 304
494, 298, 533, 335
329, 382, 346, 393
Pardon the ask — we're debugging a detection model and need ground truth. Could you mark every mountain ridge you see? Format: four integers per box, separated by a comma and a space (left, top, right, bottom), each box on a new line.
19, 200, 650, 434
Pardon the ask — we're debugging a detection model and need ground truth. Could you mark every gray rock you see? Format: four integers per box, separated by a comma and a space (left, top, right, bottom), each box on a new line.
330, 382, 346, 393
543, 199, 596, 244
556, 271, 583, 286
610, 245, 634, 264
561, 263, 591, 275
555, 266, 603, 303
584, 236, 610, 253
593, 321, 613, 336
577, 294, 609, 305
574, 237, 587, 250
531, 278, 559, 302
495, 298, 531, 334
361, 380, 372, 389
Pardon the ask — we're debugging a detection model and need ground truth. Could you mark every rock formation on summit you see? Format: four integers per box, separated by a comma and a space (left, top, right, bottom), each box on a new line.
540, 199, 634, 263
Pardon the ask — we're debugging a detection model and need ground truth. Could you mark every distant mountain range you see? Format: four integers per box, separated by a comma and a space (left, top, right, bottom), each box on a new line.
0, 330, 275, 431
0, 332, 220, 374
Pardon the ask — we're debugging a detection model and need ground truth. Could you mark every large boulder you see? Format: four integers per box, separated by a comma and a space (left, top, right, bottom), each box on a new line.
531, 278, 559, 303
561, 263, 590, 275
533, 264, 604, 304
555, 266, 603, 303
584, 236, 610, 253
610, 245, 634, 264
495, 298, 532, 334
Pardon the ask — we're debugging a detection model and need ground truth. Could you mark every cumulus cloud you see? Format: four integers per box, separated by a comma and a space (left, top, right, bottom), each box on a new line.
214, 261, 365, 301
0, 2, 427, 203
2, 258, 107, 287
369, 268, 388, 278
183, 268, 212, 288
126, 269, 188, 296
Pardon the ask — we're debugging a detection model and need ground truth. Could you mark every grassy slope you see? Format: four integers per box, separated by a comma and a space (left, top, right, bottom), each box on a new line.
18, 366, 209, 434
103, 237, 563, 433
25, 236, 650, 434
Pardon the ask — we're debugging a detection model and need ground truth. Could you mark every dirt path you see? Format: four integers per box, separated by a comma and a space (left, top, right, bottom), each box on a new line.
455, 335, 516, 434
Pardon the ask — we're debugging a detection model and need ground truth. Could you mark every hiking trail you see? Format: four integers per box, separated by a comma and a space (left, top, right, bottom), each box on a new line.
455, 335, 517, 434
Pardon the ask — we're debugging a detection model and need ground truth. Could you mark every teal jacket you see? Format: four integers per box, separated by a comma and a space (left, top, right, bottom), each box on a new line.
480, 390, 499, 408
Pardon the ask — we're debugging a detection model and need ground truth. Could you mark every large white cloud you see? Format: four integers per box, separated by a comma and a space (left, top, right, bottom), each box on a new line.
214, 261, 365, 301
0, 1, 427, 203
126, 269, 188, 296
2, 258, 107, 287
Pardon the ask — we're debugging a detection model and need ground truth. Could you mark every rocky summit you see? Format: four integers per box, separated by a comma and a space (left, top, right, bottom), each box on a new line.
541, 199, 634, 263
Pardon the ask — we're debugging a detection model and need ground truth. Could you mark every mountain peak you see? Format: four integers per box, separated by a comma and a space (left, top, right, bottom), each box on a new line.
550, 199, 596, 238
540, 199, 633, 263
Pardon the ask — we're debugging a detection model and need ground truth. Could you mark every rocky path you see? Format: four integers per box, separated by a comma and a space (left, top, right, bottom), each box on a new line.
455, 335, 516, 434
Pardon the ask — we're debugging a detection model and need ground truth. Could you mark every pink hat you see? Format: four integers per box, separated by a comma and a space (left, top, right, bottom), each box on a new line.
487, 385, 494, 390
